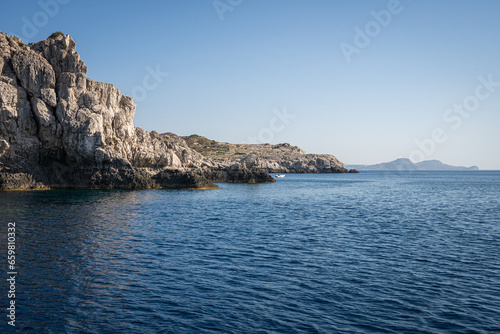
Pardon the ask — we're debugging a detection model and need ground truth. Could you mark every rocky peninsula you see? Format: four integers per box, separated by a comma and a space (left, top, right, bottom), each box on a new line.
183, 135, 354, 174
0, 32, 277, 190
0, 32, 352, 190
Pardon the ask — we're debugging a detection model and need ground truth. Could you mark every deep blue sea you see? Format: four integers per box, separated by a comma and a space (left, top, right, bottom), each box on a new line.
1, 171, 500, 333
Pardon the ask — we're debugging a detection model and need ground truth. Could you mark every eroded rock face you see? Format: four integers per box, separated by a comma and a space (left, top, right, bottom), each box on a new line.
205, 155, 275, 183
11, 49, 56, 98
183, 135, 349, 173
0, 31, 274, 189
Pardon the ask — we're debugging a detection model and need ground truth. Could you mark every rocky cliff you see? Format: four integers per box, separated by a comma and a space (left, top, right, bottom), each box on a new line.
0, 32, 273, 190
183, 135, 353, 173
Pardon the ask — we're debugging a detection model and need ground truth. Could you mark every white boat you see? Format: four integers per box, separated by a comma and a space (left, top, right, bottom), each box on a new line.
275, 174, 285, 178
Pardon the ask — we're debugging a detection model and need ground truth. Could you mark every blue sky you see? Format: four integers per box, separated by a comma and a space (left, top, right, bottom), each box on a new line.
1, 0, 499, 169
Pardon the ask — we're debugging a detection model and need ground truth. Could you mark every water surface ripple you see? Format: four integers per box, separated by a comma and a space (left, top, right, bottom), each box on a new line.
0, 171, 499, 333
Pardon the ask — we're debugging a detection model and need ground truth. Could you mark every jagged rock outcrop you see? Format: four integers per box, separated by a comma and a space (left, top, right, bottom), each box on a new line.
205, 154, 276, 183
0, 32, 274, 190
183, 136, 352, 173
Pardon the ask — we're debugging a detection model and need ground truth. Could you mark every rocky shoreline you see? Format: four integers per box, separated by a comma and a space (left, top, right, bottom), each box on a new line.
0, 32, 277, 190
0, 32, 352, 191
183, 136, 357, 174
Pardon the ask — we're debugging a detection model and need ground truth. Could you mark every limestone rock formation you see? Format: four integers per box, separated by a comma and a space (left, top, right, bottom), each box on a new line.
0, 32, 274, 190
205, 154, 276, 183
183, 136, 352, 173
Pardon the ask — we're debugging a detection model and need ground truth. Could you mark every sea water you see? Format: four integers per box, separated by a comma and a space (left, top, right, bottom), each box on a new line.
0, 171, 499, 333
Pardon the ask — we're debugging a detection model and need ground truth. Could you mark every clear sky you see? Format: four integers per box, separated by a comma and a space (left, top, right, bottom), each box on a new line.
1, 0, 499, 169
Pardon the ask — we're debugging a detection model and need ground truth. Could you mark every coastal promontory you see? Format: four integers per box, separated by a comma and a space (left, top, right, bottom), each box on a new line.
0, 32, 353, 190
183, 135, 352, 174
0, 32, 275, 190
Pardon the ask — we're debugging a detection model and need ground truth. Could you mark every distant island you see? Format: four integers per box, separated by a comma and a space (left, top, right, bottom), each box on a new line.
346, 158, 479, 171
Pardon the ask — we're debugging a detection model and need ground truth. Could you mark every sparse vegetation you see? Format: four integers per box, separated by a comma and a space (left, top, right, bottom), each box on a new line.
182, 135, 305, 160
197, 138, 211, 146
49, 32, 64, 39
